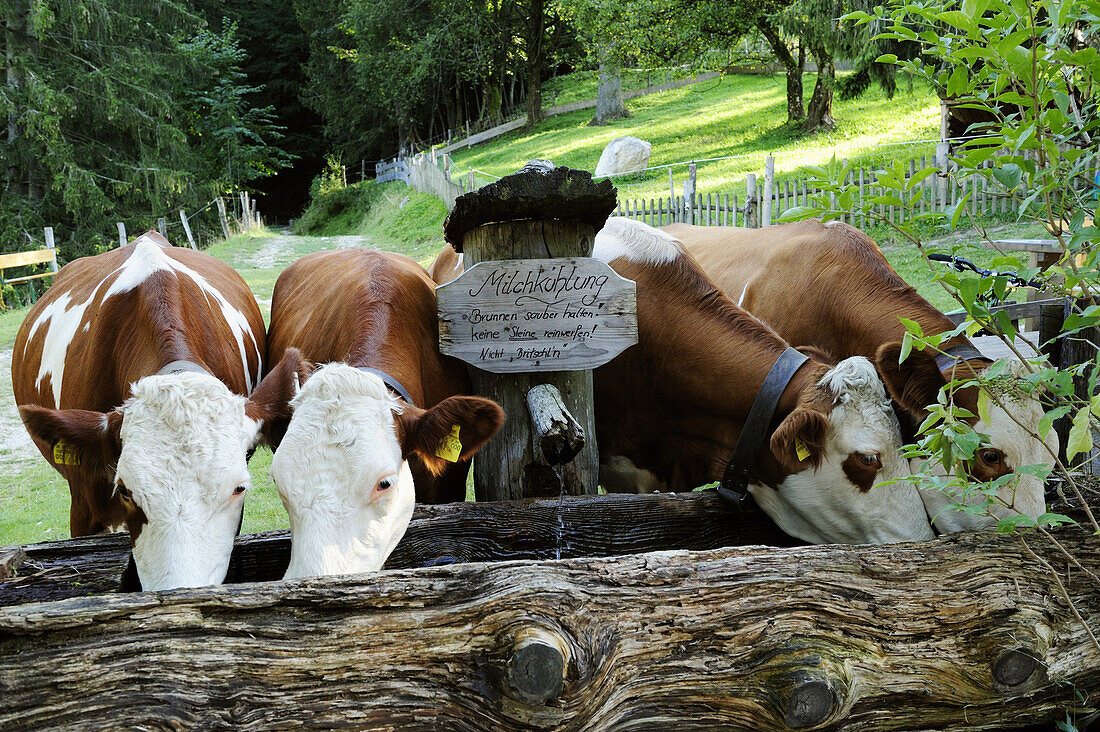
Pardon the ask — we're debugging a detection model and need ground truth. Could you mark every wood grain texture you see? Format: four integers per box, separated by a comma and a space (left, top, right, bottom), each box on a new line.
0, 491, 801, 607
437, 258, 637, 374
442, 164, 617, 251
527, 384, 585, 464
2, 529, 1098, 731
463, 220, 603, 500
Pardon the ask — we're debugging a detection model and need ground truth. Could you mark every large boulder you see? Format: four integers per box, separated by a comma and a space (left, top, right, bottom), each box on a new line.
594, 136, 652, 178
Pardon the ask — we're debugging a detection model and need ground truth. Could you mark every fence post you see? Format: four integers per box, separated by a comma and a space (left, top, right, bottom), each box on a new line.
746, 174, 758, 228
683, 163, 697, 224
440, 163, 620, 500
762, 155, 775, 226
117, 222, 127, 248
936, 141, 950, 209
669, 169, 675, 203
239, 192, 250, 230
179, 210, 197, 250
43, 227, 58, 272
215, 198, 231, 239
157, 218, 167, 237
466, 121, 471, 148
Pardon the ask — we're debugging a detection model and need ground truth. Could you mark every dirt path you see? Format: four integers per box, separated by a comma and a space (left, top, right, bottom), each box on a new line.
0, 347, 38, 468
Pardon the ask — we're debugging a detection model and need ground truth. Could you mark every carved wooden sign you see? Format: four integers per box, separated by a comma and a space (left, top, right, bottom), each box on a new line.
437, 258, 637, 373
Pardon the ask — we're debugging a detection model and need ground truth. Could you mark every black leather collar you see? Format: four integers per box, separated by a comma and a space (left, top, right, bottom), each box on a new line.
156, 360, 210, 377
356, 367, 414, 405
934, 344, 992, 373
717, 347, 809, 505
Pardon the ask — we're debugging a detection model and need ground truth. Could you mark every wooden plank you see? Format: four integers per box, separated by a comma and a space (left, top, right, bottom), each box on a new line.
0, 549, 24, 581
0, 249, 55, 268
0, 491, 798, 607
944, 298, 1066, 326
2, 526, 1099, 730
2, 272, 58, 286
439, 258, 637, 374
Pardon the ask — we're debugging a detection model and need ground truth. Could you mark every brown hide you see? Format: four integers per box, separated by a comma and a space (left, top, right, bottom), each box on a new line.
266, 249, 479, 503
670, 220, 987, 429
427, 243, 463, 286
425, 240, 840, 493
592, 251, 836, 493
11, 231, 267, 536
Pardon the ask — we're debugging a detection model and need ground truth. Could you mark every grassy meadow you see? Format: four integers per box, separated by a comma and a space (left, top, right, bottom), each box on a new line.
0, 69, 1049, 547
448, 71, 943, 203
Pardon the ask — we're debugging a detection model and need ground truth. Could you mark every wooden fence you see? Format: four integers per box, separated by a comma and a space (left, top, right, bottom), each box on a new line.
614, 148, 1100, 229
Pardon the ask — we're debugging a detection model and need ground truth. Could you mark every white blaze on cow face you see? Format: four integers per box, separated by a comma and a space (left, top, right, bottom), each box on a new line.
117, 372, 261, 591
916, 361, 1055, 532
750, 357, 934, 544
272, 364, 415, 580
25, 238, 261, 406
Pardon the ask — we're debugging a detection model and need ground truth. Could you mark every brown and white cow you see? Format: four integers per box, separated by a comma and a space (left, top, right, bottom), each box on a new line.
432, 219, 932, 544
12, 231, 303, 590
669, 219, 1055, 532
266, 249, 504, 579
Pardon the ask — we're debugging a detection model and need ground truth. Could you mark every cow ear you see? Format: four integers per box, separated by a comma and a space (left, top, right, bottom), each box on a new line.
770, 408, 829, 472
875, 343, 946, 420
247, 347, 315, 447
396, 396, 505, 475
19, 406, 123, 475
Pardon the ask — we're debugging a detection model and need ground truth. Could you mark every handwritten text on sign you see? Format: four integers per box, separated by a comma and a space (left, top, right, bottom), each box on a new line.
437, 258, 638, 373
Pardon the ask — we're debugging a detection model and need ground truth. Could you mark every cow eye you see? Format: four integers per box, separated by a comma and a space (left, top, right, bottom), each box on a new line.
978, 449, 1003, 466
233, 484, 247, 495
857, 452, 880, 467
116, 483, 132, 500
377, 478, 393, 492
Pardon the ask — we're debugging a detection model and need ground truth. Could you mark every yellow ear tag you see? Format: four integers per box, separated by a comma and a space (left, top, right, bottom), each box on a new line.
53, 441, 80, 466
795, 438, 811, 462
436, 424, 463, 463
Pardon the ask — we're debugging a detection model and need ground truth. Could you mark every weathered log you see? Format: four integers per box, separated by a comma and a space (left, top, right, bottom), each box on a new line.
2, 529, 1099, 731
442, 160, 617, 252
527, 383, 585, 464
0, 548, 24, 581
0, 491, 801, 607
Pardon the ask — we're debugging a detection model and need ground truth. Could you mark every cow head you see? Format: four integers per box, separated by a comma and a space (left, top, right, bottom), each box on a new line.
271, 364, 504, 580
877, 344, 1054, 532
18, 349, 305, 591
751, 356, 935, 544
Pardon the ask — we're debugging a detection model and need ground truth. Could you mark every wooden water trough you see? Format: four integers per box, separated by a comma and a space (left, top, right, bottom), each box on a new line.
2, 490, 1100, 731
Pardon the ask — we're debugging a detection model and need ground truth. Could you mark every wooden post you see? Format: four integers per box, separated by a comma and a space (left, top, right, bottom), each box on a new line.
116, 222, 126, 248
239, 192, 249, 229
936, 141, 950, 210
440, 162, 619, 500
215, 198, 231, 239
179, 210, 197, 250
746, 174, 758, 228
683, 163, 697, 224
156, 217, 166, 237
763, 154, 775, 226
42, 228, 58, 272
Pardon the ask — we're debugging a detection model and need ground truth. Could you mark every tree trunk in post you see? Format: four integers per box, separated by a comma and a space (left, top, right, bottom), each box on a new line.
804, 44, 836, 132
524, 0, 545, 128
462, 220, 600, 500
759, 20, 804, 124
591, 46, 629, 126
3, 528, 1100, 730
442, 163, 618, 501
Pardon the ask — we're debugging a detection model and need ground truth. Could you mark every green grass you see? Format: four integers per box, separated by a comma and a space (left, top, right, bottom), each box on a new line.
448, 72, 941, 202
0, 67, 1047, 548
294, 181, 448, 268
